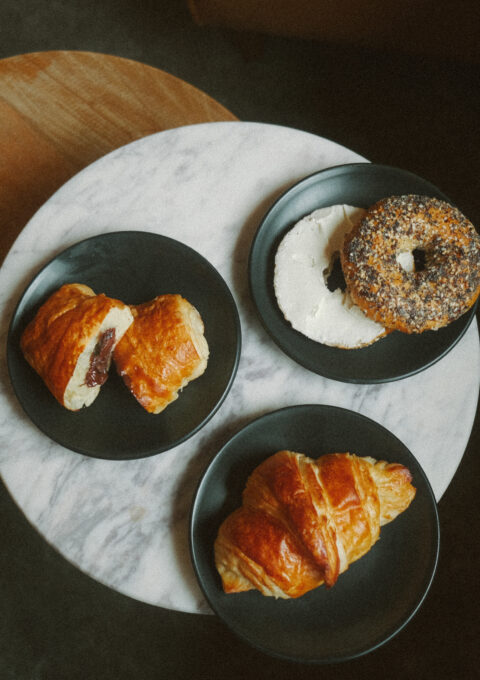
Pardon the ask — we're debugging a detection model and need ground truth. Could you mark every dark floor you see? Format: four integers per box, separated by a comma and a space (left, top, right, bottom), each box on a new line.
1, 2, 480, 679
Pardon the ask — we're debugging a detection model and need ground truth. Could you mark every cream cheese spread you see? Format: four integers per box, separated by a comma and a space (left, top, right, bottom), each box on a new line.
273, 204, 386, 348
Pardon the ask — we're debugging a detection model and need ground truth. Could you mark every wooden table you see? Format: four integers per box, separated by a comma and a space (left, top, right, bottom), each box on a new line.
0, 50, 237, 263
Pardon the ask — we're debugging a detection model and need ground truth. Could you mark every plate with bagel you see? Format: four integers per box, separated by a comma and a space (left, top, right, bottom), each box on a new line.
189, 404, 440, 663
7, 231, 241, 460
249, 163, 480, 383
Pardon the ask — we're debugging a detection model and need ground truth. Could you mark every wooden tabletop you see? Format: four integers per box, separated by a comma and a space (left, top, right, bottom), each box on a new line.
0, 50, 237, 263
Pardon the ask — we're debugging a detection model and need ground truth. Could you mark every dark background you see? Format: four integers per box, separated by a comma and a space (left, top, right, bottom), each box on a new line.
1, 2, 479, 678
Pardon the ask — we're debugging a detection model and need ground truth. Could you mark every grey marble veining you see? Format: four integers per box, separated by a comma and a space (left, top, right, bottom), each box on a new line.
0, 122, 478, 614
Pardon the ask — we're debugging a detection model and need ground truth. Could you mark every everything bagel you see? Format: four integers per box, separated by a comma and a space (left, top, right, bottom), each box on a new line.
341, 195, 480, 333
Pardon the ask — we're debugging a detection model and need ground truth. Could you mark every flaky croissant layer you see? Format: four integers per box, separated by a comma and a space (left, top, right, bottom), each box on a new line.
214, 450, 415, 599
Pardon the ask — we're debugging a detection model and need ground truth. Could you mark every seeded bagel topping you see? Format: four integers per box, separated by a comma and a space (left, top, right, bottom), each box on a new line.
341, 195, 480, 333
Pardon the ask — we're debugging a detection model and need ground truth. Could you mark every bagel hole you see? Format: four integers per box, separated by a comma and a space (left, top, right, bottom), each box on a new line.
397, 248, 426, 273
413, 248, 426, 271
324, 252, 347, 292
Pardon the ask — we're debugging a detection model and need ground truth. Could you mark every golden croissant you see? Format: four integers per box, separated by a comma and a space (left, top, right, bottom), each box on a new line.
214, 450, 416, 599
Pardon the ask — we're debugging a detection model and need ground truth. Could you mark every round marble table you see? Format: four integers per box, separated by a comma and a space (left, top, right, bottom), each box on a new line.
0, 122, 478, 614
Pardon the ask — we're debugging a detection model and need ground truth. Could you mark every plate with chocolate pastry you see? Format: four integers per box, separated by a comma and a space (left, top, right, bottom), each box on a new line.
189, 404, 440, 663
7, 231, 241, 459
249, 163, 480, 383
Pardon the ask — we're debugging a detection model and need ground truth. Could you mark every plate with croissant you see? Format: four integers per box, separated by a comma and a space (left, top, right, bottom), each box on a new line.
7, 231, 241, 459
190, 404, 439, 663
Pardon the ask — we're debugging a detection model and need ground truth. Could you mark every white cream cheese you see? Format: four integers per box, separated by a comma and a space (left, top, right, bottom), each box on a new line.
273, 204, 386, 349
396, 250, 415, 273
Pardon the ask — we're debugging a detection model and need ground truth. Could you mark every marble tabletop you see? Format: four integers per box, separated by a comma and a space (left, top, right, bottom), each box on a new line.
0, 122, 478, 614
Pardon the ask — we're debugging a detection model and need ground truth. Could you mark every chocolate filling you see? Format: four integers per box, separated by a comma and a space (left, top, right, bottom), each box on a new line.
85, 328, 116, 387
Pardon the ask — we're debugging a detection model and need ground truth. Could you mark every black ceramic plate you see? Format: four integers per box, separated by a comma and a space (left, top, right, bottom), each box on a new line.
7, 231, 241, 460
190, 404, 439, 664
248, 163, 477, 383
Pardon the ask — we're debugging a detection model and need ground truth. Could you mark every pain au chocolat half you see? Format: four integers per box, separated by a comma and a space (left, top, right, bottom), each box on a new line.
113, 294, 209, 414
20, 283, 134, 410
215, 450, 415, 599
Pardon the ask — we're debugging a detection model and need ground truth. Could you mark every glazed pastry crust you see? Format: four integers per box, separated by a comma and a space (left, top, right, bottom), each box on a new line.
215, 450, 415, 599
20, 283, 133, 410
113, 294, 209, 414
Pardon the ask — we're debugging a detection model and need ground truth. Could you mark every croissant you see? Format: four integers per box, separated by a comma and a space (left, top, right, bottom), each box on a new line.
20, 283, 133, 410
113, 294, 209, 413
214, 450, 416, 599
